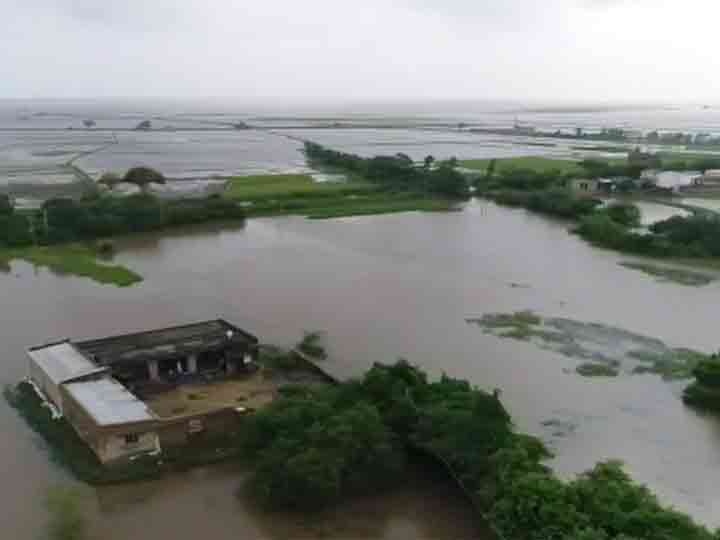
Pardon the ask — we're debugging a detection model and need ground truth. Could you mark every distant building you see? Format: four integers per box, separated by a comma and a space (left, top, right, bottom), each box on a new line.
27, 320, 261, 465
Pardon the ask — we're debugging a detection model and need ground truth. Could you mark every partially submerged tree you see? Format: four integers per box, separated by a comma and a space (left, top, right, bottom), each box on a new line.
683, 356, 720, 411
123, 167, 166, 187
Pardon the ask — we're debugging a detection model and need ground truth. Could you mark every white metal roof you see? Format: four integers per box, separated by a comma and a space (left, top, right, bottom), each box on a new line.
64, 378, 155, 426
27, 342, 107, 385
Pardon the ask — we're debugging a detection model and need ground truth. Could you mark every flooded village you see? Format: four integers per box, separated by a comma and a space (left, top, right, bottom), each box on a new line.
5, 101, 720, 540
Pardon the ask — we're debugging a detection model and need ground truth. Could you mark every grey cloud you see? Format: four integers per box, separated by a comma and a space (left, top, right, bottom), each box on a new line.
2, 0, 719, 101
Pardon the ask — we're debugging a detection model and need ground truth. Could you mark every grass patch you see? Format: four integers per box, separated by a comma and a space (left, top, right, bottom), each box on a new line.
576, 363, 619, 377
460, 157, 586, 175
0, 245, 142, 287
225, 174, 377, 201
471, 310, 542, 329
620, 261, 716, 286
225, 174, 456, 219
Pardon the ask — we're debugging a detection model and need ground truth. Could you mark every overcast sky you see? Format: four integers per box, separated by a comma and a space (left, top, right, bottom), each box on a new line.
2, 0, 719, 103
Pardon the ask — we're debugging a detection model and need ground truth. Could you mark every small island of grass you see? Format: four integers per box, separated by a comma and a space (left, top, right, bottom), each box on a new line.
0, 245, 142, 287
576, 363, 619, 377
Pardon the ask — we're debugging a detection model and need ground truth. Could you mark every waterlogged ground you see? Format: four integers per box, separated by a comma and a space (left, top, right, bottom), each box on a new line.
467, 311, 709, 379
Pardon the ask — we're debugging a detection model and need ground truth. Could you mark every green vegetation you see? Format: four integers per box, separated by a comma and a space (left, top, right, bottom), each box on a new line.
490, 189, 602, 220
225, 173, 457, 219
576, 363, 619, 377
656, 153, 720, 172
242, 360, 718, 540
37, 193, 246, 244
0, 245, 142, 287
304, 142, 470, 198
225, 174, 375, 200
461, 157, 586, 175
577, 213, 720, 260
0, 177, 249, 284
683, 356, 720, 411
297, 331, 328, 360
468, 153, 720, 262
11, 339, 720, 539
469, 311, 709, 381
620, 262, 716, 286
46, 487, 86, 540
630, 349, 708, 380
604, 202, 641, 227
123, 166, 166, 187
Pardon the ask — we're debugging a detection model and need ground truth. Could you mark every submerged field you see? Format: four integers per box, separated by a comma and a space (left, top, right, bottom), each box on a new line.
467, 310, 709, 380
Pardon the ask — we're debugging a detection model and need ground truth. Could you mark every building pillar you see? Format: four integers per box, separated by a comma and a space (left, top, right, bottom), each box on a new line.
148, 359, 160, 381
187, 354, 198, 374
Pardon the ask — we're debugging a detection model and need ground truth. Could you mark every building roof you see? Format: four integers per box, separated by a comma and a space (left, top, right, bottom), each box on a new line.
64, 378, 156, 426
76, 319, 258, 367
27, 342, 108, 385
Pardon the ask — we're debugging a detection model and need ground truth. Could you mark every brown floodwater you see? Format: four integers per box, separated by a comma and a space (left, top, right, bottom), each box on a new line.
3, 200, 720, 538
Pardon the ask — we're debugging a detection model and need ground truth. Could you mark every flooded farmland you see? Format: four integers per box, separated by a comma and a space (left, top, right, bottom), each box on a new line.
3, 200, 720, 538
5, 100, 720, 538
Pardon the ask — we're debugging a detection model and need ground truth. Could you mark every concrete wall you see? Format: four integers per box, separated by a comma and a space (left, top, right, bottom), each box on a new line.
157, 408, 240, 448
28, 357, 64, 413
98, 431, 159, 463
60, 384, 160, 464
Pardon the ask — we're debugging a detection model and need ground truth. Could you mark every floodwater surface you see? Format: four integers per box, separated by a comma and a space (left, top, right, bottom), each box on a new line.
3, 201, 720, 538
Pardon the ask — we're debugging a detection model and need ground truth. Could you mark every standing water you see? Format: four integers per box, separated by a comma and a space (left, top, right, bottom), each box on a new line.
3, 201, 720, 537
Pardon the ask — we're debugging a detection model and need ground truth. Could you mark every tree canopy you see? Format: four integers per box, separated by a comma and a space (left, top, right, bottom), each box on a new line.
304, 142, 469, 198
241, 360, 718, 540
123, 167, 166, 187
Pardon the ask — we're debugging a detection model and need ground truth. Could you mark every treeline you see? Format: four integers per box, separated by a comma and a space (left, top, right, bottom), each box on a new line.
683, 356, 720, 411
304, 142, 469, 198
0, 192, 246, 248
241, 360, 717, 540
577, 212, 720, 259
489, 189, 601, 220
0, 195, 34, 247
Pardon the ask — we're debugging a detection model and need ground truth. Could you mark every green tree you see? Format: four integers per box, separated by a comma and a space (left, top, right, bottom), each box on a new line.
0, 194, 13, 216
123, 167, 166, 188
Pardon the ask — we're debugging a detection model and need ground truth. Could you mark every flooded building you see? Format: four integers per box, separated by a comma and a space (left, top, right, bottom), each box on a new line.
27, 320, 267, 464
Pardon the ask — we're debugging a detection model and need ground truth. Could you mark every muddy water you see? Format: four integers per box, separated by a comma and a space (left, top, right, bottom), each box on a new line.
4, 200, 720, 537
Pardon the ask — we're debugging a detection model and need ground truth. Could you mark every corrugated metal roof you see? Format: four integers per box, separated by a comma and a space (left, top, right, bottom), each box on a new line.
27, 342, 107, 385
64, 378, 155, 426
